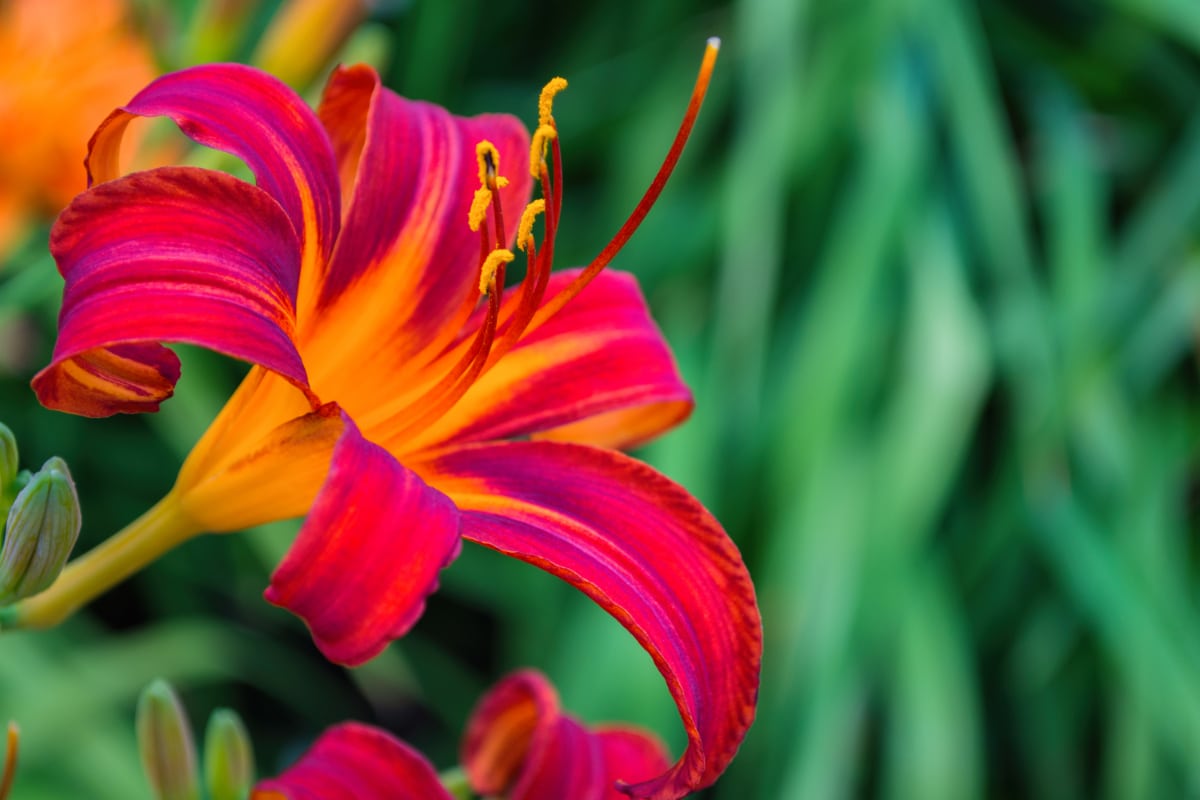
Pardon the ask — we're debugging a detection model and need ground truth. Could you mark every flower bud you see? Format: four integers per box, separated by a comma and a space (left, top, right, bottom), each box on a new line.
0, 457, 81, 605
203, 709, 254, 800
1, 721, 18, 800
137, 681, 201, 800
0, 424, 16, 490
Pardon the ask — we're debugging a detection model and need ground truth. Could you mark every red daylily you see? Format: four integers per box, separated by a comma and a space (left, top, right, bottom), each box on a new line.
254, 670, 671, 800
462, 670, 671, 800
15, 43, 759, 799
252, 723, 449, 800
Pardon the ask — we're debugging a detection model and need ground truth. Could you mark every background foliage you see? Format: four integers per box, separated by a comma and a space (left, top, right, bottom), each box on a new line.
2, 0, 1200, 797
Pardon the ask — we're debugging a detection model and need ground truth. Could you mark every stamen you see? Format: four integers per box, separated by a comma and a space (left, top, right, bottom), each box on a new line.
383, 42, 718, 439
0, 723, 17, 800
538, 77, 568, 128
469, 141, 510, 232
516, 200, 546, 252
485, 197, 554, 368
483, 153, 561, 368
526, 37, 720, 334
468, 186, 493, 232
479, 249, 515, 294
476, 140, 500, 185
529, 124, 558, 178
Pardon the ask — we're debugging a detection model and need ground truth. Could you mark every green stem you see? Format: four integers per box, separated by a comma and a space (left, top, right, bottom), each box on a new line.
0, 493, 201, 630
439, 766, 474, 800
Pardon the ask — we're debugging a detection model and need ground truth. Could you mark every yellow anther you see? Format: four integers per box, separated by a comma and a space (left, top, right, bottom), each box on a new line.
529, 125, 558, 177
476, 140, 501, 186
538, 77, 568, 128
516, 199, 546, 252
468, 187, 493, 232
479, 249, 515, 294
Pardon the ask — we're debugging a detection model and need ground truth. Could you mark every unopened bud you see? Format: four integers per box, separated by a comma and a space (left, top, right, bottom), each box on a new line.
204, 709, 254, 800
0, 457, 81, 605
0, 425, 16, 490
1, 722, 18, 800
137, 681, 201, 800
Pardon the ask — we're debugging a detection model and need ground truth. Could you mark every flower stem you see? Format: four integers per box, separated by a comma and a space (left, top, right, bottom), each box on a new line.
0, 493, 201, 630
439, 766, 474, 799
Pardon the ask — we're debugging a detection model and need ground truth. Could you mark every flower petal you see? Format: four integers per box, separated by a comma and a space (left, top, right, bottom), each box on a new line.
394, 270, 692, 454
299, 64, 533, 406
252, 722, 452, 800
463, 670, 605, 800
33, 167, 309, 417
177, 402, 343, 532
418, 442, 761, 799
595, 728, 672, 800
265, 411, 462, 666
87, 62, 340, 275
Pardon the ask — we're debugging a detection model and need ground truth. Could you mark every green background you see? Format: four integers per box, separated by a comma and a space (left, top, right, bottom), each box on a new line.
3, 0, 1200, 796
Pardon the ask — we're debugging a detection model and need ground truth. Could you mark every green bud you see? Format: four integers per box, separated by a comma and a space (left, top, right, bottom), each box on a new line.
0, 457, 81, 605
137, 681, 201, 800
203, 709, 254, 800
0, 424, 16, 490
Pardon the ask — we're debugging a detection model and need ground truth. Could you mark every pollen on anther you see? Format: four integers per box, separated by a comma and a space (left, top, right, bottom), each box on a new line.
529, 124, 558, 178
476, 140, 501, 185
517, 199, 546, 251
538, 77, 568, 128
479, 248, 515, 294
468, 187, 493, 232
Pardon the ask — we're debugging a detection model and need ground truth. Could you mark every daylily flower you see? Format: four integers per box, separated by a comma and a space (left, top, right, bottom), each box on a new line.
255, 670, 672, 800
0, 0, 156, 259
252, 723, 450, 800
8, 39, 760, 798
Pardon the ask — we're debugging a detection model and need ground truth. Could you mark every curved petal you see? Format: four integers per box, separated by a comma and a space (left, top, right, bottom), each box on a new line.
392, 270, 692, 455
265, 411, 462, 666
463, 670, 605, 800
417, 442, 761, 800
252, 722, 452, 800
299, 64, 533, 409
596, 728, 672, 800
87, 62, 340, 274
33, 167, 310, 417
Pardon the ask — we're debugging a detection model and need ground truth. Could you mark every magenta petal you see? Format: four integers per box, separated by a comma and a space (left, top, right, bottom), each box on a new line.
412, 270, 693, 452
265, 411, 461, 666
421, 442, 762, 799
462, 670, 605, 800
252, 722, 452, 800
33, 167, 309, 417
518, 716, 604, 800
595, 728, 672, 800
301, 65, 531, 365
90, 62, 340, 267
